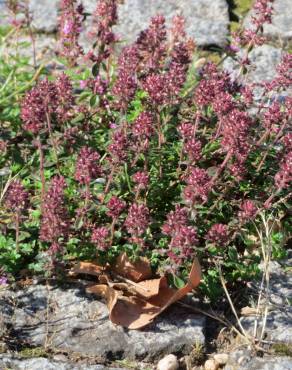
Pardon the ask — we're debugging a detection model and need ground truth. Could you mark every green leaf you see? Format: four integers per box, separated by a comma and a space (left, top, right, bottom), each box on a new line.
92, 63, 99, 77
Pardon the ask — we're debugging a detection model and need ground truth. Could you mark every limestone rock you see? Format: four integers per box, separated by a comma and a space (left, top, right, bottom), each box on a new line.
0, 355, 126, 370
29, 0, 59, 33
244, 0, 292, 41
223, 45, 285, 102
213, 353, 229, 365
0, 283, 205, 361
225, 353, 292, 370
111, 0, 229, 47
224, 45, 283, 84
3, 0, 230, 47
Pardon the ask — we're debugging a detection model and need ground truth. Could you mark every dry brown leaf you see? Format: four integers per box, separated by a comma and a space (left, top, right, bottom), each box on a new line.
71, 255, 201, 330
112, 253, 152, 282
70, 261, 106, 277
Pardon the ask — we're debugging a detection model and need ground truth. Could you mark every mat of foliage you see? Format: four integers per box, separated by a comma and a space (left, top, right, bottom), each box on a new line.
0, 0, 291, 302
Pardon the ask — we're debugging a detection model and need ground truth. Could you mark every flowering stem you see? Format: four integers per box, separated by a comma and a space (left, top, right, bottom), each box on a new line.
256, 120, 287, 172
110, 218, 116, 245
210, 150, 233, 187
156, 111, 164, 178
104, 165, 115, 196
15, 212, 20, 253
37, 136, 46, 200
45, 112, 60, 170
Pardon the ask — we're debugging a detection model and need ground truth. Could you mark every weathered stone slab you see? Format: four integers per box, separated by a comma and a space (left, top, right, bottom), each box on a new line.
223, 45, 285, 102
111, 0, 229, 47
2, 0, 229, 47
0, 355, 127, 370
29, 0, 60, 33
225, 349, 292, 370
240, 257, 292, 345
0, 283, 205, 361
244, 0, 292, 41
224, 45, 283, 84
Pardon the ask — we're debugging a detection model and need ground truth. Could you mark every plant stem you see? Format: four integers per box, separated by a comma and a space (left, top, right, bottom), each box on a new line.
256, 120, 287, 172
15, 212, 20, 253
37, 136, 46, 201
46, 112, 60, 170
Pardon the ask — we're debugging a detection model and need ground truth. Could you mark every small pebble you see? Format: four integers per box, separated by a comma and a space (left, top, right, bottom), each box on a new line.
238, 355, 250, 366
214, 353, 229, 365
204, 358, 219, 370
53, 354, 67, 362
157, 354, 179, 370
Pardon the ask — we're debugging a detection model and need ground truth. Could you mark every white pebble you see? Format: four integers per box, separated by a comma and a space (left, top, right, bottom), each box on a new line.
204, 358, 219, 370
157, 354, 179, 370
214, 353, 229, 365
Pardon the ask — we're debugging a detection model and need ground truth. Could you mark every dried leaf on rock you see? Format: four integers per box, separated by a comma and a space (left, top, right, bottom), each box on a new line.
112, 253, 152, 282
71, 255, 201, 329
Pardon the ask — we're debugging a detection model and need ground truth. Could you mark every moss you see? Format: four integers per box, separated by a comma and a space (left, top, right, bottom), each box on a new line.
114, 359, 139, 369
19, 347, 48, 359
197, 50, 222, 65
272, 343, 292, 357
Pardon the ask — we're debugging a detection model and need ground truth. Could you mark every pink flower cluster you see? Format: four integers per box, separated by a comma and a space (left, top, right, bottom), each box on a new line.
206, 224, 229, 246
124, 203, 150, 244
21, 75, 74, 134
59, 0, 84, 65
184, 167, 212, 204
40, 176, 69, 246
106, 196, 126, 218
88, 0, 118, 64
133, 171, 149, 191
91, 226, 110, 250
108, 129, 128, 163
195, 63, 237, 110
132, 112, 154, 139
21, 79, 58, 134
275, 152, 292, 190
136, 15, 167, 73
231, 0, 274, 49
5, 180, 29, 212
112, 46, 139, 110
162, 206, 198, 266
252, 0, 274, 29
238, 200, 257, 221
75, 146, 102, 185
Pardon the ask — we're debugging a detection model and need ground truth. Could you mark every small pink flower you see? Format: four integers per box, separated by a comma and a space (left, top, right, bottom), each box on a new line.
91, 226, 110, 250
133, 171, 149, 190
107, 196, 126, 218
206, 224, 229, 246
124, 203, 150, 237
75, 147, 101, 185
63, 20, 73, 35
239, 200, 257, 221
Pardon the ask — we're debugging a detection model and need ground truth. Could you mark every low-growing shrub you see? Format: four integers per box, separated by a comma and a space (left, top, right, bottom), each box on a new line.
0, 0, 291, 302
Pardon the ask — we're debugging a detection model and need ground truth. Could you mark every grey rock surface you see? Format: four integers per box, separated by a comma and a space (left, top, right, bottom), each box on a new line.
225, 349, 292, 370
224, 45, 283, 84
244, 0, 292, 41
0, 283, 205, 361
112, 0, 229, 47
29, 0, 59, 33
240, 257, 292, 345
0, 355, 127, 370
223, 45, 285, 102
1, 0, 230, 46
